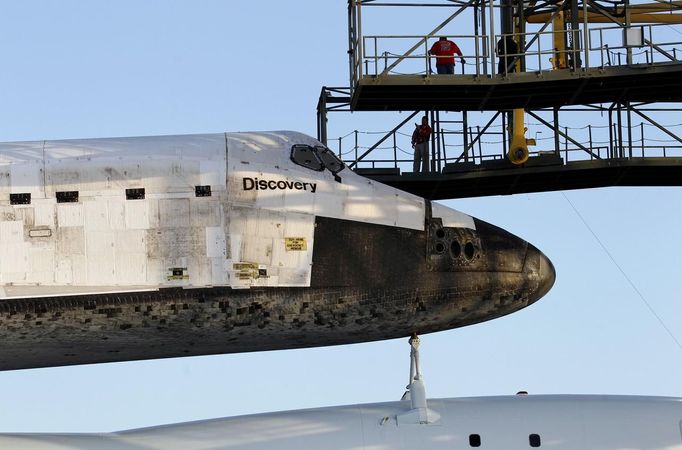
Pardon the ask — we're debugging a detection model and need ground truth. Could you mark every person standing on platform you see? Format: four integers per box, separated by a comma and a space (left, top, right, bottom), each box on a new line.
497, 36, 519, 75
412, 116, 432, 173
429, 36, 466, 74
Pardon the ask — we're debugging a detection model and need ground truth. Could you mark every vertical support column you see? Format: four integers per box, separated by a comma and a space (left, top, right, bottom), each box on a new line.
501, 113, 508, 157
347, 0, 364, 91
393, 132, 398, 169
640, 122, 645, 157
502, 0, 515, 161
463, 111, 469, 162
489, 0, 497, 76
430, 110, 437, 172
553, 108, 561, 156
616, 103, 624, 158
435, 110, 442, 172
348, 1, 357, 94
474, 0, 480, 76
477, 125, 483, 161
502, 0, 528, 164
570, 0, 582, 69
500, 0, 514, 73
317, 88, 328, 145
481, 0, 489, 75
625, 0, 633, 65
583, 0, 590, 68
608, 104, 615, 158
516, 0, 526, 72
553, 6, 568, 69
357, 1, 364, 78
501, 0, 513, 39
626, 101, 633, 158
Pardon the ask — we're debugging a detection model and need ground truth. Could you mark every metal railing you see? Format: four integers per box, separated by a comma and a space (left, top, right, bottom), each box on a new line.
353, 25, 682, 82
362, 34, 487, 76
590, 23, 682, 66
332, 115, 682, 174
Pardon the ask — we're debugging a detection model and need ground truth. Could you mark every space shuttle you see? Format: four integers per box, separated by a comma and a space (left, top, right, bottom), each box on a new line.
0, 131, 554, 370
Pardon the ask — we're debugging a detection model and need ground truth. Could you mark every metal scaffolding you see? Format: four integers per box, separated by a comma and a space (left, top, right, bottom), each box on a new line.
316, 0, 682, 199
347, 0, 682, 83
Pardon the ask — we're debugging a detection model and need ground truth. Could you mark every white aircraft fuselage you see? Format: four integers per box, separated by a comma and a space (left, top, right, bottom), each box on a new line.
0, 131, 555, 370
1, 395, 680, 449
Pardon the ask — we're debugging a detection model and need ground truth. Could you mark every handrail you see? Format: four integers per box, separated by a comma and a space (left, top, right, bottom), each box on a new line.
351, 23, 682, 84
589, 23, 681, 65
330, 112, 682, 174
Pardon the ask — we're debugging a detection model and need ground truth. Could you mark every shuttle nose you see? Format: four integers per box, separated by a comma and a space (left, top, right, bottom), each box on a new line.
417, 213, 555, 333
524, 244, 556, 302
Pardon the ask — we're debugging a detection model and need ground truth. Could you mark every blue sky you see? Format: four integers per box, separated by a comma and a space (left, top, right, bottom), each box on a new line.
0, 1, 680, 433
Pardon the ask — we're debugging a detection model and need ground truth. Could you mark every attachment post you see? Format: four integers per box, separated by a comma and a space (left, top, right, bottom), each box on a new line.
397, 333, 440, 425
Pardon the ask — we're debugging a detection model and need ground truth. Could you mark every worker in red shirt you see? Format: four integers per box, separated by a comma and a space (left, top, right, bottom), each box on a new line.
429, 36, 466, 74
411, 116, 432, 173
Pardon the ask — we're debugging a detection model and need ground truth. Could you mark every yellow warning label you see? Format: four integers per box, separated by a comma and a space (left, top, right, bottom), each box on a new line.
285, 237, 307, 251
233, 262, 259, 280
167, 274, 190, 281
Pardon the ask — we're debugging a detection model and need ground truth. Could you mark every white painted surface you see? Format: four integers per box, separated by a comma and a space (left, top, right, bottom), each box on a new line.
226, 131, 426, 231
0, 395, 680, 450
0, 131, 478, 297
432, 201, 476, 229
0, 134, 228, 295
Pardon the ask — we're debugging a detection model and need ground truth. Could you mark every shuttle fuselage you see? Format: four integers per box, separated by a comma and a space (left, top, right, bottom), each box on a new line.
0, 131, 554, 370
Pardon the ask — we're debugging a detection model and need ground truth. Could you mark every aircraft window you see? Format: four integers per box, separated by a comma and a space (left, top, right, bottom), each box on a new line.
195, 185, 212, 197
529, 434, 541, 447
10, 193, 31, 205
291, 145, 324, 171
126, 188, 145, 200
56, 191, 79, 203
315, 146, 345, 174
469, 434, 481, 447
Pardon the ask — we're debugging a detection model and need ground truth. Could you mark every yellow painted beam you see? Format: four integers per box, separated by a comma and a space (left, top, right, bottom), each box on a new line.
527, 11, 682, 23
629, 1, 682, 12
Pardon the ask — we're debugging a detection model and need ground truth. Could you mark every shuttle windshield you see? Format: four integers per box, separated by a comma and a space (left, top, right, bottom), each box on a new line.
291, 144, 346, 174
290, 144, 324, 171
315, 146, 345, 174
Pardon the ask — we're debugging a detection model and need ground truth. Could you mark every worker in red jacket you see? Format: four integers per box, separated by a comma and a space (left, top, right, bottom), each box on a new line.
411, 116, 432, 173
429, 36, 466, 74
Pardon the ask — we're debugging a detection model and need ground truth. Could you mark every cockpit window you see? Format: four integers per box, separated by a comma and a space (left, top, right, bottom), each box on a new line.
315, 146, 345, 174
291, 144, 346, 175
291, 145, 324, 171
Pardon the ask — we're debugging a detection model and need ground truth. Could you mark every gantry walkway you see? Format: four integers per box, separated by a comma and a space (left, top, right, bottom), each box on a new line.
355, 156, 682, 200
347, 10, 682, 111
320, 95, 682, 200
315, 1, 682, 200
352, 62, 682, 111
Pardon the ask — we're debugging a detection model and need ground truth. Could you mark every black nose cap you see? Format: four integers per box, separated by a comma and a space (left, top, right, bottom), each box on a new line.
524, 244, 556, 301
